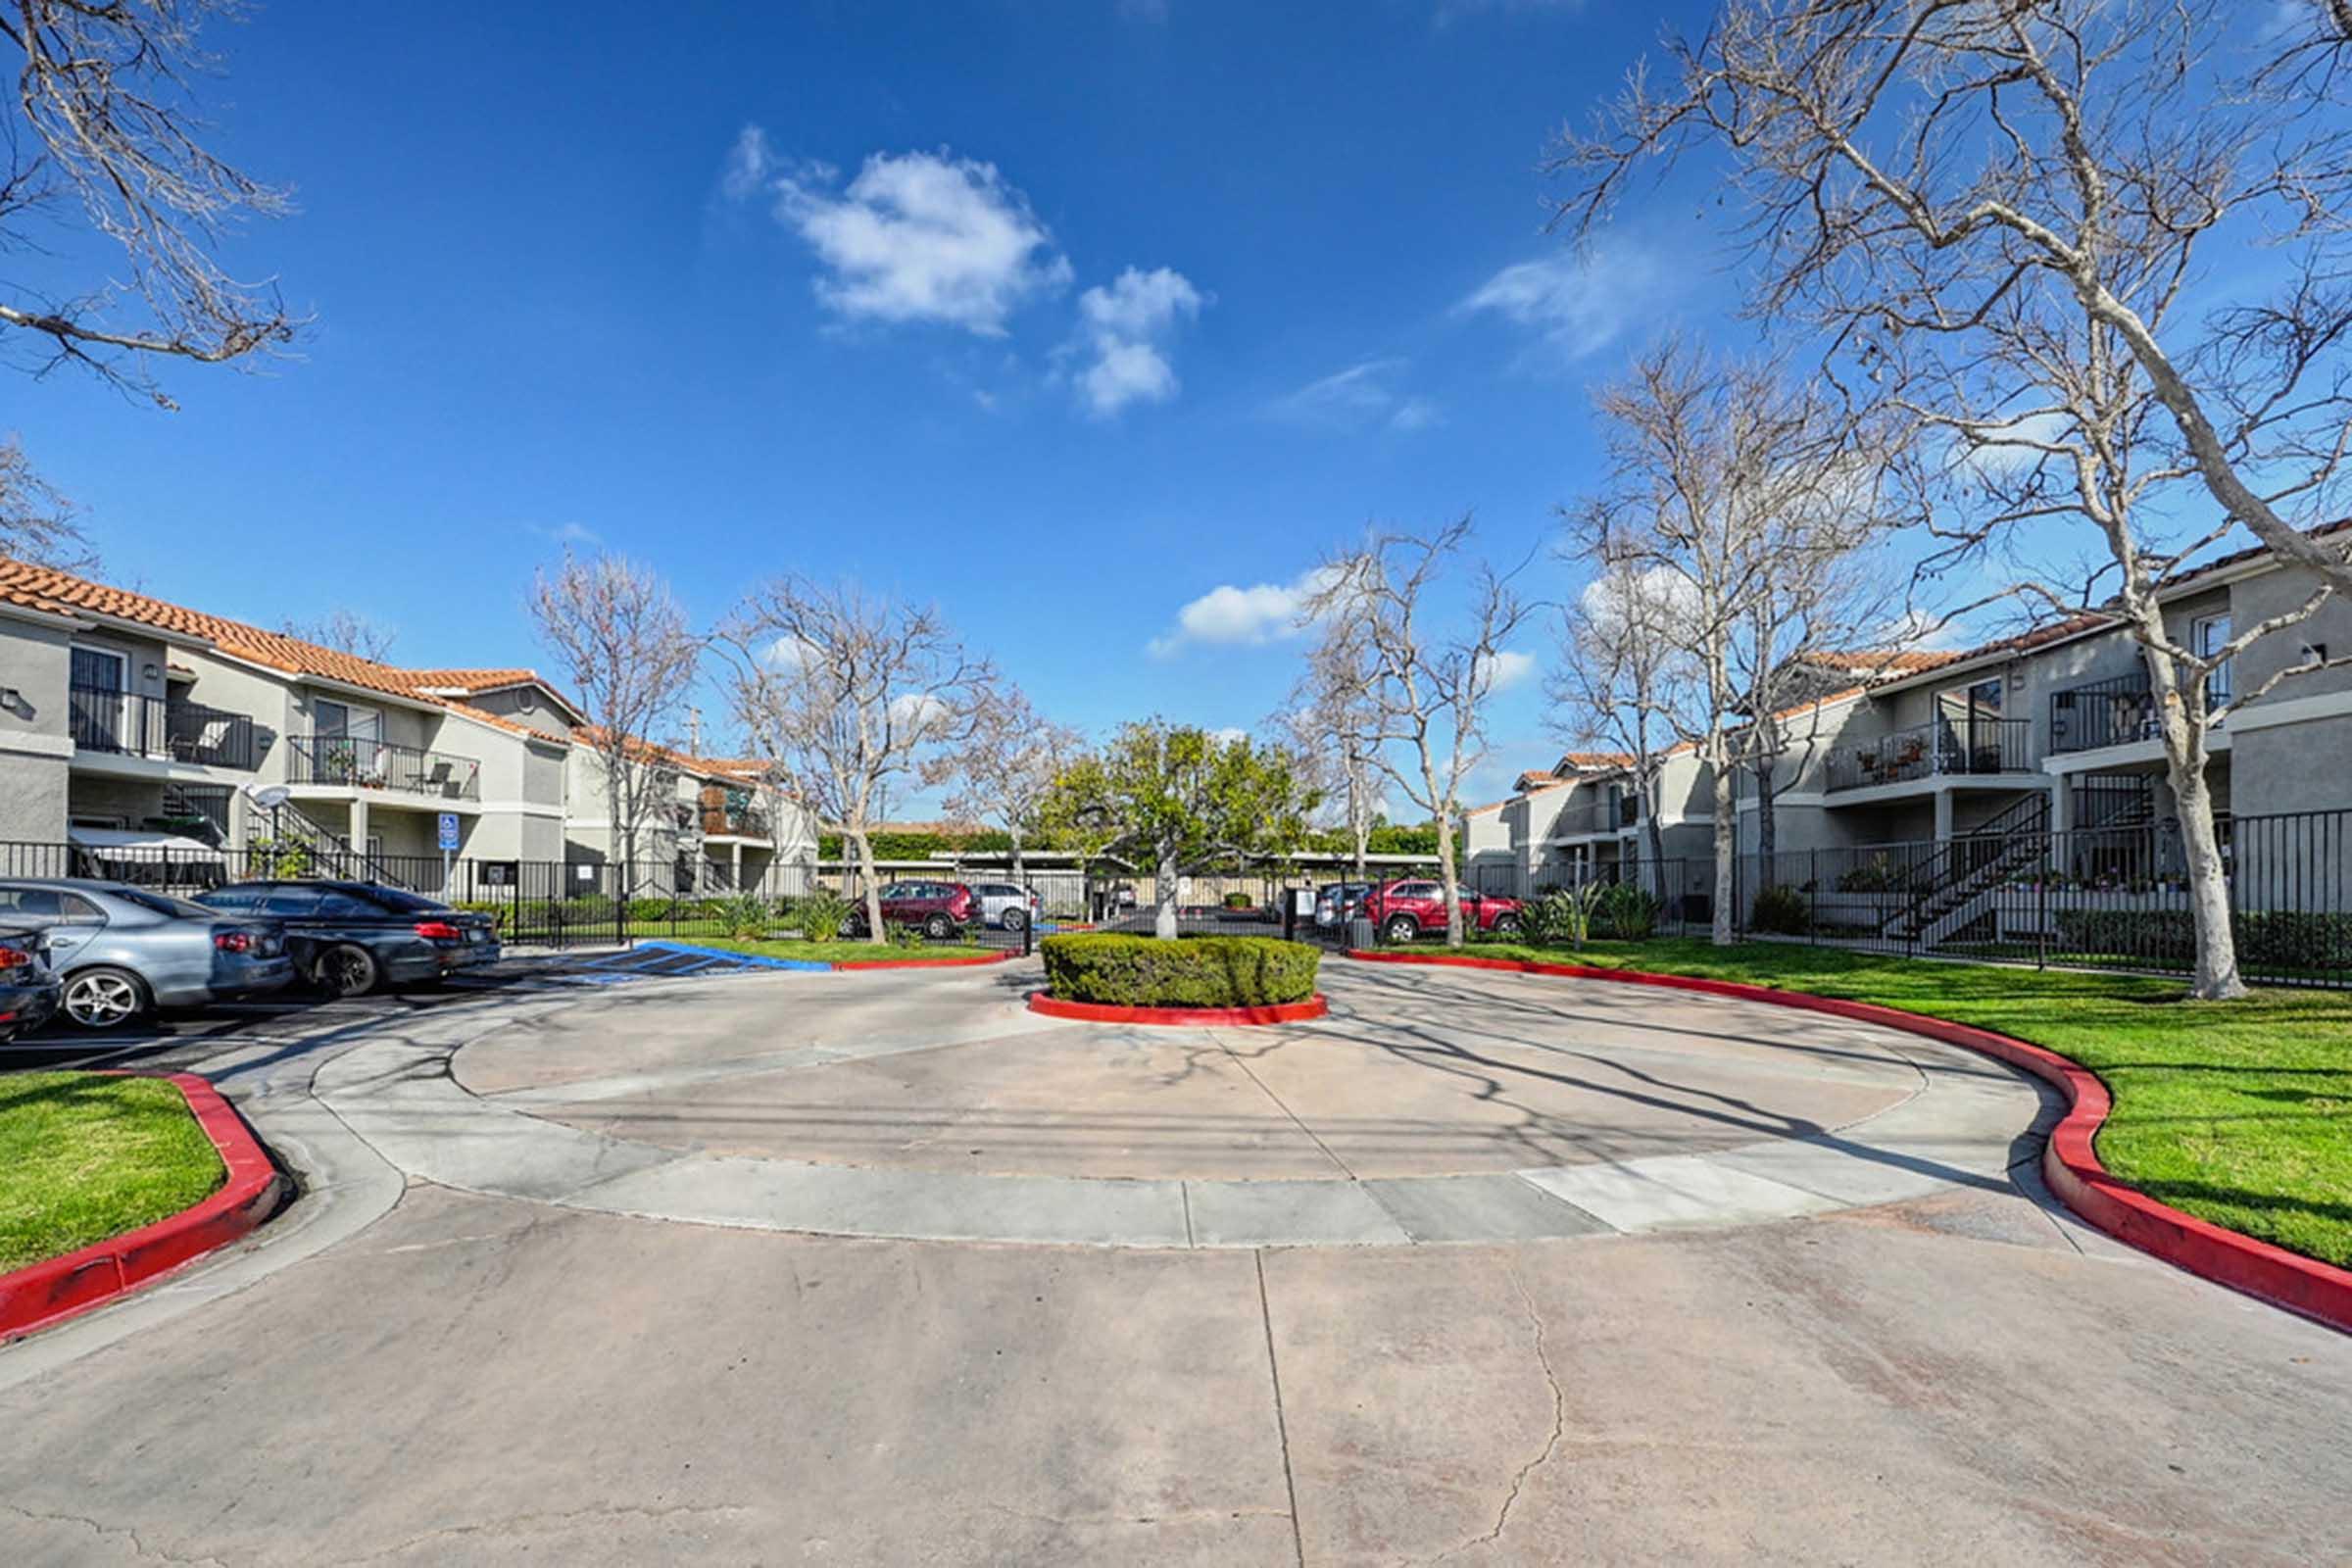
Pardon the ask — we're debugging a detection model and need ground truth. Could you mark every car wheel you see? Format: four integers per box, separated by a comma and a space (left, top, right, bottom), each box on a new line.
62, 966, 148, 1031
1002, 907, 1028, 932
1383, 914, 1420, 945
1490, 914, 1521, 936
315, 944, 381, 999
923, 913, 954, 941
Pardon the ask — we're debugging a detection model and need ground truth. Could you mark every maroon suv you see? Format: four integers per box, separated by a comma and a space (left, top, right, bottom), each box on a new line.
1360, 878, 1522, 942
850, 880, 978, 939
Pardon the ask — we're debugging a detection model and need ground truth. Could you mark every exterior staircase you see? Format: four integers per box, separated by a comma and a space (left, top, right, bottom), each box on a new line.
1879, 791, 2053, 945
242, 797, 416, 889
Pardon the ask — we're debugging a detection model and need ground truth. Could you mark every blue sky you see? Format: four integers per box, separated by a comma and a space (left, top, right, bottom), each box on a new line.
10, 0, 1749, 808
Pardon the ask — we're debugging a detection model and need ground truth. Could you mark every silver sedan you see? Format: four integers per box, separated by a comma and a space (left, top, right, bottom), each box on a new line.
0, 879, 294, 1030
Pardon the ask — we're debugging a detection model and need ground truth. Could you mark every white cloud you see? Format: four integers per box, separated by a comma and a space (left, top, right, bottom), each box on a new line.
1074, 266, 1206, 417
1269, 359, 1443, 435
1389, 396, 1443, 432
1209, 726, 1248, 745
1458, 245, 1664, 362
1478, 649, 1537, 693
730, 135, 1073, 336
762, 635, 822, 674
888, 692, 953, 732
1147, 565, 1337, 658
1953, 410, 2074, 478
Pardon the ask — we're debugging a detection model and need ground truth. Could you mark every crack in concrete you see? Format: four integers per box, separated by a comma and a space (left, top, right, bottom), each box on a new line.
1426, 1262, 1566, 1564
319, 1501, 756, 1563
1, 1502, 230, 1565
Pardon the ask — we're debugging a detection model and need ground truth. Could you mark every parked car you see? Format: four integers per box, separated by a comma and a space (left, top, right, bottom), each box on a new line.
1359, 879, 1522, 943
0, 879, 291, 1030
969, 881, 1043, 932
844, 881, 978, 940
196, 880, 500, 998
1312, 882, 1373, 928
0, 923, 62, 1040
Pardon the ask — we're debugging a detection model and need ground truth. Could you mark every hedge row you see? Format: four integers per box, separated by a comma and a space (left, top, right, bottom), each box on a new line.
1039, 934, 1321, 1007
2053, 908, 2352, 971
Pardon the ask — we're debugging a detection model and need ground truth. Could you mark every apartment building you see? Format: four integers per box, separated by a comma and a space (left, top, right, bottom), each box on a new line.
556, 730, 816, 893
1475, 525, 2352, 934
0, 560, 814, 891
1466, 748, 1717, 900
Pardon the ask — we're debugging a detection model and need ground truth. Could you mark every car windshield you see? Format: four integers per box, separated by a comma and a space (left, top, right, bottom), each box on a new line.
113, 889, 229, 920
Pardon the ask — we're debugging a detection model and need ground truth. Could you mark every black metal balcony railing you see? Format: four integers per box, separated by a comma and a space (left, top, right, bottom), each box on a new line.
1826, 717, 2033, 792
69, 683, 260, 770
289, 733, 481, 800
2048, 662, 2233, 756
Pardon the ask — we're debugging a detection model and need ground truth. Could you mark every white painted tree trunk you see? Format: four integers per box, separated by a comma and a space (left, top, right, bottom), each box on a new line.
1710, 753, 1737, 947
1154, 847, 1181, 941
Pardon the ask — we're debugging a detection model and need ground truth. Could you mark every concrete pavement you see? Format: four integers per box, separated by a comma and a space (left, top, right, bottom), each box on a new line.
2, 955, 2350, 1563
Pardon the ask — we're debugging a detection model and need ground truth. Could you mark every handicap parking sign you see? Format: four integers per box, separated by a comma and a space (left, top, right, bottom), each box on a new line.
437, 812, 461, 851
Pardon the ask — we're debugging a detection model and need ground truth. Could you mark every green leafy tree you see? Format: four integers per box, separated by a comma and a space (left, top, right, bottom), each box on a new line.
1039, 722, 1319, 940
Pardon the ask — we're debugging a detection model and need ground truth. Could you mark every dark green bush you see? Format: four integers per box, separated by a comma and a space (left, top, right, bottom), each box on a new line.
1750, 883, 1811, 935
1040, 934, 1320, 1006
1221, 891, 1254, 909
2054, 908, 2352, 972
1597, 881, 1660, 941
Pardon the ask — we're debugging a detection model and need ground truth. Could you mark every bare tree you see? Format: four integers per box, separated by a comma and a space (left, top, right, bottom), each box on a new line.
0, 434, 88, 565
280, 607, 397, 662
1282, 616, 1383, 881
942, 684, 1082, 880
721, 577, 996, 945
1302, 519, 1536, 948
1548, 554, 1698, 900
528, 551, 701, 879
2, 2, 299, 559
1570, 344, 1893, 946
1557, 1, 2352, 993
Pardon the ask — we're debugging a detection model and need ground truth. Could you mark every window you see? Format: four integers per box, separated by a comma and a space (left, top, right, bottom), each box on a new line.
2193, 613, 2234, 707
264, 888, 323, 917
202, 888, 269, 913
0, 888, 63, 918
317, 891, 383, 918
71, 647, 125, 692
58, 894, 103, 925
113, 890, 223, 920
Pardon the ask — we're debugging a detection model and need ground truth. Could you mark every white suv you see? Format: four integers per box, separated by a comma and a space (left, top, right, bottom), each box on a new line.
970, 882, 1043, 931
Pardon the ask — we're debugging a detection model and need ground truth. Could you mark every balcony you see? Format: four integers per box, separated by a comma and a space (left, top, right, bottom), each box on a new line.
69, 684, 261, 770
289, 733, 480, 800
2048, 663, 2231, 756
1549, 798, 1633, 837
702, 805, 771, 839
1825, 717, 2032, 792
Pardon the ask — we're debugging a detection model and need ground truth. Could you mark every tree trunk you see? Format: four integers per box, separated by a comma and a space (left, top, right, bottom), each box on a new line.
1642, 773, 1668, 903
1437, 812, 1465, 948
1755, 762, 1777, 870
853, 826, 887, 946
1710, 747, 1737, 947
2143, 650, 2245, 1000
1154, 846, 1181, 941
1010, 828, 1025, 881
1349, 775, 1370, 884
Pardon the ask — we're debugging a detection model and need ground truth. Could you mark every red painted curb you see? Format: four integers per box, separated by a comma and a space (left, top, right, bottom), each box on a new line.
1026, 991, 1330, 1026
832, 949, 1021, 971
1348, 949, 2352, 1335
0, 1073, 286, 1343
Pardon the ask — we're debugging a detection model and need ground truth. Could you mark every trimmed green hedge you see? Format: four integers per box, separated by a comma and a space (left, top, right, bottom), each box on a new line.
1039, 934, 1321, 1007
2053, 908, 2352, 972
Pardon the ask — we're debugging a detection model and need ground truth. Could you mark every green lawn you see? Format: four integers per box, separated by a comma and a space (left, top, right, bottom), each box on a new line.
680, 937, 999, 963
0, 1073, 225, 1273
1431, 937, 2352, 1270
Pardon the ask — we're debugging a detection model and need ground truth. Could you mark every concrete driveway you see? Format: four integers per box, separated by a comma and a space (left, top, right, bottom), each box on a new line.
3, 956, 2349, 1565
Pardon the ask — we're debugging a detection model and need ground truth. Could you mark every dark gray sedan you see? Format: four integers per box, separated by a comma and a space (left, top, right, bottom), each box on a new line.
0, 880, 293, 1030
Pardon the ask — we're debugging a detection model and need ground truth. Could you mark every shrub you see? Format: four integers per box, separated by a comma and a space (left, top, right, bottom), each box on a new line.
1519, 884, 1606, 949
1222, 890, 1254, 909
2053, 908, 2352, 972
710, 891, 770, 939
1750, 883, 1811, 935
626, 897, 676, 923
1040, 934, 1320, 1007
1596, 882, 1659, 941
791, 887, 852, 945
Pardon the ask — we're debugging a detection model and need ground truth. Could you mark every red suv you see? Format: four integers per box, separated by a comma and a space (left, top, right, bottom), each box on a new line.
1361, 879, 1521, 943
850, 880, 977, 940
